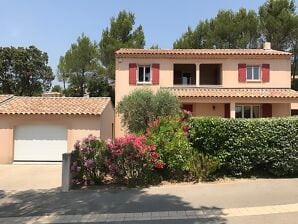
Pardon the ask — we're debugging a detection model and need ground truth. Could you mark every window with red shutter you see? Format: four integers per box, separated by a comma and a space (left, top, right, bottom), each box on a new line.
238, 64, 246, 82
152, 64, 160, 85
262, 104, 272, 117
262, 64, 270, 82
224, 103, 230, 118
129, 63, 137, 85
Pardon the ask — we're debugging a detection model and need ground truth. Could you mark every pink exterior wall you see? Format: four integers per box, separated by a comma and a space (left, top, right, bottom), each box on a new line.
0, 113, 114, 164
115, 56, 292, 137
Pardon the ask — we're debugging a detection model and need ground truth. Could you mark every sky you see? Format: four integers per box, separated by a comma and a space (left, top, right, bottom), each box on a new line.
0, 0, 284, 79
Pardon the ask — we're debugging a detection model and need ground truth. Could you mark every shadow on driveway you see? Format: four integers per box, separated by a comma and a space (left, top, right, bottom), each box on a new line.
0, 187, 227, 223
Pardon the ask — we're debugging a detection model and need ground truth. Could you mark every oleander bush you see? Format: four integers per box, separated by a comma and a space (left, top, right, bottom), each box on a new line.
105, 135, 164, 185
189, 117, 298, 177
71, 135, 108, 186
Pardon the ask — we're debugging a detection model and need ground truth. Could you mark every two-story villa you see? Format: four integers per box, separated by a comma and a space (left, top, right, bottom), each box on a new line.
115, 42, 298, 137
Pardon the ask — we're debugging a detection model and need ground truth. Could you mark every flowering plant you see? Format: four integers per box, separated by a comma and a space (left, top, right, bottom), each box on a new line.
105, 135, 164, 185
146, 111, 193, 177
71, 135, 108, 186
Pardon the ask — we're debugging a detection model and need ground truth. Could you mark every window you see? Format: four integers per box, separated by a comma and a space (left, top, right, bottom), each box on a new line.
199, 64, 222, 85
235, 105, 260, 118
138, 65, 151, 83
247, 66, 260, 81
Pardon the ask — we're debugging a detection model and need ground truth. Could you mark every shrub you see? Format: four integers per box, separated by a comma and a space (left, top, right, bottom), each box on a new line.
146, 111, 193, 176
189, 151, 220, 181
116, 89, 181, 134
71, 135, 108, 186
189, 117, 298, 177
105, 135, 164, 185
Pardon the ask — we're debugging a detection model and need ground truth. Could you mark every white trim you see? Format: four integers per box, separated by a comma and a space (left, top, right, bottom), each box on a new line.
137, 64, 152, 84
246, 65, 261, 81
235, 105, 260, 118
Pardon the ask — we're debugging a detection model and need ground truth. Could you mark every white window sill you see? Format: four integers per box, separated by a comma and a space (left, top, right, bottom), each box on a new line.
246, 80, 262, 83
136, 82, 152, 85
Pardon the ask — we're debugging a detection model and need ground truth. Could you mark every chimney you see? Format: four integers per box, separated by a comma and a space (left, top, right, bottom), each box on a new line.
42, 92, 62, 97
263, 42, 271, 50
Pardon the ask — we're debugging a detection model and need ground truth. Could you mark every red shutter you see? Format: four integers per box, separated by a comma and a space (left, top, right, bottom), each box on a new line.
129, 63, 137, 85
224, 103, 230, 118
182, 104, 193, 112
238, 64, 246, 82
262, 104, 272, 117
152, 64, 160, 85
262, 64, 270, 82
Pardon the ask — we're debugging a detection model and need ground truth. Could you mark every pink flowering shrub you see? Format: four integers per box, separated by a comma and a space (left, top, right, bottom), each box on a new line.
71, 135, 108, 186
106, 135, 164, 185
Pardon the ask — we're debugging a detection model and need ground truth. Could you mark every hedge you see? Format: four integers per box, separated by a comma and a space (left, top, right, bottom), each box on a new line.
189, 117, 298, 177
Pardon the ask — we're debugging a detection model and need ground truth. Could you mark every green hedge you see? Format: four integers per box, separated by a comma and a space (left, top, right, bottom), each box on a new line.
189, 117, 298, 177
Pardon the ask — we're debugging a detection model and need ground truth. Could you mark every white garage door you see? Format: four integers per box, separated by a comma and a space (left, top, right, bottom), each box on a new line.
14, 125, 67, 162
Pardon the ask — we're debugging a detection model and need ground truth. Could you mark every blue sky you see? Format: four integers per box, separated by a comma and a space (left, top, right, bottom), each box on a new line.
0, 0, 274, 75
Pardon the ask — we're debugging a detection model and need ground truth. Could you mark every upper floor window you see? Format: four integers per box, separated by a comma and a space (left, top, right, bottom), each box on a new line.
138, 65, 151, 83
246, 66, 260, 81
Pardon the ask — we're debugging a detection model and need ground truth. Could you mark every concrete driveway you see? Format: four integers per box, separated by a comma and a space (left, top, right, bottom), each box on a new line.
0, 164, 61, 191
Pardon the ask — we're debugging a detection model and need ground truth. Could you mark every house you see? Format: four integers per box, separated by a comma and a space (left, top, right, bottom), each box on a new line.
115, 42, 298, 137
0, 95, 114, 164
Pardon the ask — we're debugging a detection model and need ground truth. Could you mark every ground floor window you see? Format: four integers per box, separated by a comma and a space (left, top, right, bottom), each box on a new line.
235, 105, 260, 118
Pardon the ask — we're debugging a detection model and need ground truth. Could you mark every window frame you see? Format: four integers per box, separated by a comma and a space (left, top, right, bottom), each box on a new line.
137, 65, 152, 84
246, 65, 261, 81
235, 105, 261, 118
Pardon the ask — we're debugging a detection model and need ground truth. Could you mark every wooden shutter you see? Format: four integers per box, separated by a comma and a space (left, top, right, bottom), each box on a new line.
152, 64, 160, 85
262, 64, 270, 82
224, 103, 230, 118
129, 63, 137, 85
238, 64, 246, 82
182, 104, 193, 112
262, 104, 272, 117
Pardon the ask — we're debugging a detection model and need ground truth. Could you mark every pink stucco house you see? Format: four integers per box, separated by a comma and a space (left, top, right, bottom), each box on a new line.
115, 42, 298, 137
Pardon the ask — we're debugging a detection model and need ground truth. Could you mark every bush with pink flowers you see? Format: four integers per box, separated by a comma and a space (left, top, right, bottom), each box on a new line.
71, 134, 164, 187
71, 135, 108, 186
105, 135, 164, 185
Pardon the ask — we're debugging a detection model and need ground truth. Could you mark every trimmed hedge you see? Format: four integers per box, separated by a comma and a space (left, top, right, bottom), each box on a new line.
189, 117, 298, 177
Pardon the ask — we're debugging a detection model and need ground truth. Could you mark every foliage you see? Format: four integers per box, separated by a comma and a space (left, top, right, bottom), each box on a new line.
145, 112, 192, 175
98, 10, 145, 78
0, 46, 54, 96
189, 151, 220, 181
71, 135, 108, 186
57, 34, 111, 97
117, 89, 181, 134
51, 85, 63, 93
189, 117, 298, 177
259, 0, 297, 50
105, 135, 164, 185
173, 8, 259, 49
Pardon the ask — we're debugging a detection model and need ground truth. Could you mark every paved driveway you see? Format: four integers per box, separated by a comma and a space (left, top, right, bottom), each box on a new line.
0, 164, 61, 191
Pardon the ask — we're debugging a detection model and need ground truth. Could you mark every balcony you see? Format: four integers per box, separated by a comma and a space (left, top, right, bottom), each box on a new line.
173, 63, 222, 86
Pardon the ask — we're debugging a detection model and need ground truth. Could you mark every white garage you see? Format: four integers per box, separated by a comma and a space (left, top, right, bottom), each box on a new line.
14, 124, 67, 162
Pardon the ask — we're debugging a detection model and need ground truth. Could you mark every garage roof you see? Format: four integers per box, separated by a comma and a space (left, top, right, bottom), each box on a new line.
0, 96, 111, 115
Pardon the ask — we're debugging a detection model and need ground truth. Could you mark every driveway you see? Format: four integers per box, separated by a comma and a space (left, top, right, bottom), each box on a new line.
0, 178, 297, 223
0, 164, 61, 191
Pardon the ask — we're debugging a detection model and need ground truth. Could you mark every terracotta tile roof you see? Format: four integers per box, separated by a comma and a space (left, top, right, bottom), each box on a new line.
0, 95, 13, 103
116, 48, 291, 58
163, 88, 298, 99
0, 96, 111, 115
